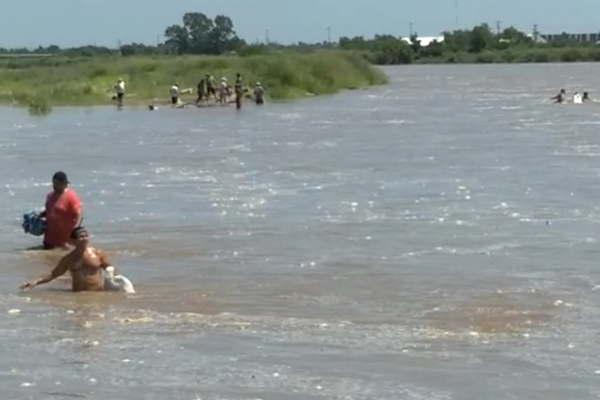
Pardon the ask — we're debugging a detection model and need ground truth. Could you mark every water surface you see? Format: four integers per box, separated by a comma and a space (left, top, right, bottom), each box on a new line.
1, 64, 600, 399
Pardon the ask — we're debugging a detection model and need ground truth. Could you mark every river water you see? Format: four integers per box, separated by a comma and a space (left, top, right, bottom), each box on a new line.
1, 64, 600, 399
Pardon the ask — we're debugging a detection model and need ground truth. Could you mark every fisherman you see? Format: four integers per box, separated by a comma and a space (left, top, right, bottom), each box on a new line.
254, 82, 265, 105
219, 77, 229, 104
170, 83, 180, 105
206, 75, 216, 101
20, 227, 135, 293
551, 88, 566, 104
114, 79, 126, 107
234, 73, 243, 110
196, 78, 207, 104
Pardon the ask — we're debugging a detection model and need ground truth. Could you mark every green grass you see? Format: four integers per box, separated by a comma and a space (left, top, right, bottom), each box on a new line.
0, 51, 387, 113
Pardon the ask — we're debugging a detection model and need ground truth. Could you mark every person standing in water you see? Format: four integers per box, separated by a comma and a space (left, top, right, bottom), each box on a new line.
206, 75, 216, 102
196, 78, 207, 104
114, 79, 125, 107
39, 171, 82, 249
20, 227, 135, 293
234, 73, 243, 110
254, 82, 265, 105
170, 83, 180, 105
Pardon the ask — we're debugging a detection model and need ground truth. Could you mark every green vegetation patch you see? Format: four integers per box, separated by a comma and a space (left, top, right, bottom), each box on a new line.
0, 51, 386, 111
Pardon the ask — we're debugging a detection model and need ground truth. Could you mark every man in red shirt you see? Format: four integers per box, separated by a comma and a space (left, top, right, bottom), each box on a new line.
39, 171, 83, 249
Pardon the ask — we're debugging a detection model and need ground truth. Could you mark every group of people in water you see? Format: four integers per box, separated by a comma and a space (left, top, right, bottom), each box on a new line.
115, 73, 265, 110
20, 172, 135, 294
551, 88, 592, 104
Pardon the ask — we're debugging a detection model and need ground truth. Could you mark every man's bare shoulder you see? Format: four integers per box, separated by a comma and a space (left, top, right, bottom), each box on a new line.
59, 248, 81, 265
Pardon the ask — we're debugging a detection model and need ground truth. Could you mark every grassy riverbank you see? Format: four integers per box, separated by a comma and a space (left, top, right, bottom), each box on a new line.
0, 51, 386, 114
415, 47, 600, 64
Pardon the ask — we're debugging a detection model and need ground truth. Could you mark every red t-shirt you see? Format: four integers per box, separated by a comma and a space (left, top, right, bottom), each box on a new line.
44, 189, 82, 247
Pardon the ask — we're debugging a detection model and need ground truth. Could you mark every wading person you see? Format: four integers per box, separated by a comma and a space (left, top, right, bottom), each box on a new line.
218, 77, 229, 104
114, 79, 125, 107
254, 82, 265, 105
206, 75, 216, 102
39, 171, 82, 249
196, 78, 207, 104
551, 88, 566, 104
583, 92, 591, 102
234, 73, 243, 110
170, 83, 180, 105
20, 227, 135, 293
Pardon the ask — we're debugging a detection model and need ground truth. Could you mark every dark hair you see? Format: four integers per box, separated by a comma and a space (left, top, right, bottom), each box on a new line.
52, 171, 69, 183
71, 226, 87, 239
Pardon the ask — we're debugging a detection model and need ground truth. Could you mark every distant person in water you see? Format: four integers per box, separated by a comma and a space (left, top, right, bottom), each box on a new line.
254, 82, 265, 105
551, 88, 566, 104
196, 78, 207, 104
218, 77, 230, 104
573, 91, 583, 104
114, 79, 125, 107
583, 92, 591, 102
234, 73, 243, 110
206, 75, 216, 101
170, 83, 180, 105
39, 171, 82, 249
20, 227, 135, 293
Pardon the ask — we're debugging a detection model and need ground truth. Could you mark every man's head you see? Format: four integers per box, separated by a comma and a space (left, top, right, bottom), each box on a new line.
52, 171, 69, 193
71, 226, 89, 246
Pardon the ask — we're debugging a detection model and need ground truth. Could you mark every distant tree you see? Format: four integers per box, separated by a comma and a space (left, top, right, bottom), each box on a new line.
500, 27, 532, 45
120, 43, 161, 56
469, 24, 494, 53
164, 25, 189, 54
420, 40, 444, 58
208, 15, 236, 53
443, 29, 470, 52
164, 12, 244, 55
183, 12, 214, 53
409, 33, 422, 53
339, 36, 368, 50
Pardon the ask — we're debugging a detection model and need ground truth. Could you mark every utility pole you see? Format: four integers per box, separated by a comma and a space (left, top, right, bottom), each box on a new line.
496, 20, 502, 35
454, 0, 459, 29
533, 24, 539, 42
265, 28, 270, 45
409, 21, 414, 38
326, 26, 332, 44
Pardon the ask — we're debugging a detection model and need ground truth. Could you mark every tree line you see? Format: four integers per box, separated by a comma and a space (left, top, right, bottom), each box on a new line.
339, 24, 600, 64
2, 18, 600, 64
0, 12, 246, 57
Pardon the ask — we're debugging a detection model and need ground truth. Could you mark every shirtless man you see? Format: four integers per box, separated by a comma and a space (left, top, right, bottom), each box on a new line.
20, 227, 134, 293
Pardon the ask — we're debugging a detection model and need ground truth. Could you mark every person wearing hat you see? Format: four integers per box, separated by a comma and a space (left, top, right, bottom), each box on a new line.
218, 77, 230, 104
254, 82, 265, 105
169, 83, 180, 105
39, 171, 83, 249
20, 226, 135, 293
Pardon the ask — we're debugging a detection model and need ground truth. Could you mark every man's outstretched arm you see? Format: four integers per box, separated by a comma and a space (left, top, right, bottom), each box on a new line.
20, 255, 71, 290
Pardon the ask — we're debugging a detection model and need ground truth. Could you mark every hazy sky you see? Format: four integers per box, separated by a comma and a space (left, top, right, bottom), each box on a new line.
2, 0, 600, 48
